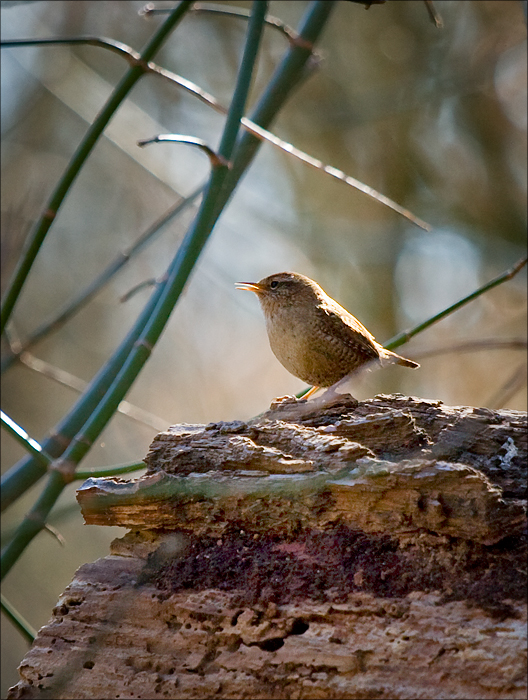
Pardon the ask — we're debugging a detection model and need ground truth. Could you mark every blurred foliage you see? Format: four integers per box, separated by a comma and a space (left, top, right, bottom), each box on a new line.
1, 1, 526, 695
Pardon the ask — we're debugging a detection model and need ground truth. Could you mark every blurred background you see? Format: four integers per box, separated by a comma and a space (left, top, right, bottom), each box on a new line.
1, 0, 526, 693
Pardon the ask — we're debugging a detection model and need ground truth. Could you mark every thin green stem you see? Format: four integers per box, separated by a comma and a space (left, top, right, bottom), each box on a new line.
218, 1, 268, 157
214, 0, 337, 216
0, 1, 269, 574
385, 256, 527, 351
1, 0, 336, 514
74, 461, 147, 480
55, 1, 269, 469
1, 594, 36, 644
1, 411, 51, 467
0, 1, 194, 335
1, 4, 195, 512
1, 470, 65, 579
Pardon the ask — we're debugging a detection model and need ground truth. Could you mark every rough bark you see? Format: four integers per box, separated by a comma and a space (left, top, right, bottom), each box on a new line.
8, 394, 527, 700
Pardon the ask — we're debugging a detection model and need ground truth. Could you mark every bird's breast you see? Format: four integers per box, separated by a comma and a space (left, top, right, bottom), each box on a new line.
262, 303, 355, 386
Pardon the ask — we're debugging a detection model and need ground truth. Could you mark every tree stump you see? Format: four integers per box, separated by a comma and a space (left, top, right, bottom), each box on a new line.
8, 394, 527, 700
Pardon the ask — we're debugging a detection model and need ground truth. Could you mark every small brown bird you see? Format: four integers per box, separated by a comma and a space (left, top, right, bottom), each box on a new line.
236, 272, 419, 398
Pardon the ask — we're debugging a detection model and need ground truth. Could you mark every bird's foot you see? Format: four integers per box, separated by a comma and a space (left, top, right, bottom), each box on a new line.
269, 394, 307, 410
264, 389, 357, 421
308, 389, 358, 410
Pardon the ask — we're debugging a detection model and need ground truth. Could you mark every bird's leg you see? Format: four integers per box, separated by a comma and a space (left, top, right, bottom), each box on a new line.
316, 357, 383, 404
266, 378, 357, 420
315, 373, 357, 404
301, 385, 320, 399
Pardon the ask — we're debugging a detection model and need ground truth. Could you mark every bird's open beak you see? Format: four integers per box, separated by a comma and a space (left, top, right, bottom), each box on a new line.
235, 282, 263, 295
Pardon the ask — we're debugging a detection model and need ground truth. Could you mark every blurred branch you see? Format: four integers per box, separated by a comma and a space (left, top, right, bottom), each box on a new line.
0, 184, 204, 375
1, 36, 145, 64
1, 594, 36, 644
14, 352, 168, 432
0, 0, 270, 577
2, 34, 431, 232
412, 339, 527, 359
487, 363, 527, 410
1, 1, 335, 516
141, 2, 301, 46
385, 256, 528, 351
0, 1, 194, 335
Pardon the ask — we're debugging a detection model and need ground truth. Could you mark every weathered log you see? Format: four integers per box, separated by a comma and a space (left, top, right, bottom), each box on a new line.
8, 395, 527, 700
8, 552, 527, 700
77, 395, 526, 544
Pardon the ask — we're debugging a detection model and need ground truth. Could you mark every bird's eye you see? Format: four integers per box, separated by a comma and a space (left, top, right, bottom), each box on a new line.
270, 280, 279, 289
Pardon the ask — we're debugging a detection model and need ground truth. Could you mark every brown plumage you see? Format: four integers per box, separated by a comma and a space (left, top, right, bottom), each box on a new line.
236, 272, 418, 396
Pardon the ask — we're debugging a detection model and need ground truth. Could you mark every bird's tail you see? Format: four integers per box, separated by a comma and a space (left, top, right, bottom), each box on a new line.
377, 346, 420, 369
394, 354, 420, 369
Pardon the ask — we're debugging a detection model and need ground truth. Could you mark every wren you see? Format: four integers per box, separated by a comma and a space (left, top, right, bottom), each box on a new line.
236, 271, 418, 398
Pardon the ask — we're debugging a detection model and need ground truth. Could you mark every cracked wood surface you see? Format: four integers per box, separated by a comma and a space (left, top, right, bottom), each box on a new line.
77, 394, 526, 544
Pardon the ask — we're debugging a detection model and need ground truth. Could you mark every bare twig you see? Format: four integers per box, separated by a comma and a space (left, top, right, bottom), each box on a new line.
1, 36, 143, 65
2, 36, 431, 230
243, 119, 431, 230
0, 185, 204, 374
43, 523, 66, 546
17, 352, 167, 431
138, 134, 229, 168
424, 1, 444, 28
120, 279, 158, 303
139, 126, 431, 230
1, 594, 36, 644
140, 2, 300, 45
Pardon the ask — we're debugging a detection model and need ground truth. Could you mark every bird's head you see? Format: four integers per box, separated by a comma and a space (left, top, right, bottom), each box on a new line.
236, 272, 323, 311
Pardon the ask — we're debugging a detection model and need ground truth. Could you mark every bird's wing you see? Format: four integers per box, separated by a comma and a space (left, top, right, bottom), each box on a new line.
314, 300, 381, 361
